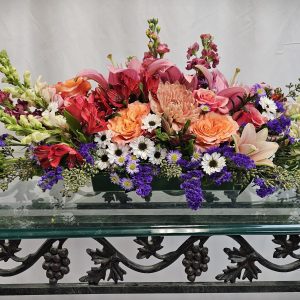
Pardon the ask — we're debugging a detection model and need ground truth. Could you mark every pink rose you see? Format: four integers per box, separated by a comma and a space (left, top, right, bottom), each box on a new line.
233, 103, 267, 127
193, 88, 229, 114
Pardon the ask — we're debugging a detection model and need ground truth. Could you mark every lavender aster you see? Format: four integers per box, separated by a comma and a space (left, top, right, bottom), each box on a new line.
120, 178, 134, 191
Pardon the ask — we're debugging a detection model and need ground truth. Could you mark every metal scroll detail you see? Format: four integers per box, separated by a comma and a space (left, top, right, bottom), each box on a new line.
0, 239, 68, 284
0, 235, 300, 286
79, 236, 210, 284
216, 235, 300, 283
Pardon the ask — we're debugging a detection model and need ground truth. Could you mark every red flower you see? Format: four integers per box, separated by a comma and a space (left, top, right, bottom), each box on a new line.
233, 103, 267, 128
64, 95, 107, 134
34, 144, 83, 169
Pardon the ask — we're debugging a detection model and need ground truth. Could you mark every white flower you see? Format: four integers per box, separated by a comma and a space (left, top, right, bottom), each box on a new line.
259, 96, 277, 114
201, 152, 226, 175
95, 149, 110, 170
149, 145, 167, 165
262, 111, 276, 120
95, 130, 113, 148
107, 143, 129, 164
41, 102, 68, 129
126, 160, 139, 174
129, 136, 155, 160
141, 114, 161, 132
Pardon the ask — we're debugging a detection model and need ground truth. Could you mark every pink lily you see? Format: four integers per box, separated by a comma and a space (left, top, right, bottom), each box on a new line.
233, 123, 279, 167
77, 69, 108, 90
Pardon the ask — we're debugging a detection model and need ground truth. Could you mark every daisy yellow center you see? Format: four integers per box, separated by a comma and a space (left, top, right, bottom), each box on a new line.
124, 181, 132, 187
118, 157, 125, 163
129, 164, 136, 170
170, 154, 178, 161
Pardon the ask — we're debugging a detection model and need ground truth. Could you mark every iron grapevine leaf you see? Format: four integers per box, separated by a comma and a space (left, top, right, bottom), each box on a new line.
0, 240, 21, 262
216, 247, 261, 283
134, 236, 164, 259
80, 246, 126, 284
273, 235, 300, 258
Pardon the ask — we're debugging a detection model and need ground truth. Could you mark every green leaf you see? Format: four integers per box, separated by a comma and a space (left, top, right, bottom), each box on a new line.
75, 130, 89, 143
155, 128, 170, 142
64, 110, 82, 132
181, 139, 194, 157
182, 120, 191, 135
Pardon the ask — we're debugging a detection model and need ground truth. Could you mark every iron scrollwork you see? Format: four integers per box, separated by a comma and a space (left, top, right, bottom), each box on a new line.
0, 234, 300, 287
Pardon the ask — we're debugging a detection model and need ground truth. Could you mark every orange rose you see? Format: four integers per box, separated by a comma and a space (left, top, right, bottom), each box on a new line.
190, 112, 239, 149
55, 77, 91, 99
108, 102, 150, 144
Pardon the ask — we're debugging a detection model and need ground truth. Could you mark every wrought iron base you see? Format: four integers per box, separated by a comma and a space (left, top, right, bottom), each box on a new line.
0, 235, 300, 295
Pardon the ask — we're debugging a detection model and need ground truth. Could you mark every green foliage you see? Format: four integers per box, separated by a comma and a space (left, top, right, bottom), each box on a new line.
63, 110, 89, 143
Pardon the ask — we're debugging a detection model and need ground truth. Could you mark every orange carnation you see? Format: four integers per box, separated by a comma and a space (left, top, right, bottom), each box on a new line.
55, 77, 91, 99
108, 102, 150, 144
190, 112, 239, 149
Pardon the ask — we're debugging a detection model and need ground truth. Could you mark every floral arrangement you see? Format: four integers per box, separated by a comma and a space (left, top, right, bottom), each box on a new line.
0, 18, 299, 209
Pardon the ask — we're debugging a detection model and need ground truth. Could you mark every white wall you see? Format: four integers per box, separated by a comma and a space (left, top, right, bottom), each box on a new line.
0, 0, 300, 299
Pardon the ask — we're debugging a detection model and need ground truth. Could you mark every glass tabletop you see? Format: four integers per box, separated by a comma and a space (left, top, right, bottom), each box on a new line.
0, 188, 300, 239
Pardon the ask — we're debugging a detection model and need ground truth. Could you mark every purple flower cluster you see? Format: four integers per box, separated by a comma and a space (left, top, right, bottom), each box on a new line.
0, 134, 8, 147
78, 143, 97, 165
267, 115, 291, 135
253, 178, 277, 198
38, 167, 63, 191
275, 101, 285, 113
132, 165, 154, 198
210, 167, 232, 185
209, 144, 256, 170
180, 170, 204, 210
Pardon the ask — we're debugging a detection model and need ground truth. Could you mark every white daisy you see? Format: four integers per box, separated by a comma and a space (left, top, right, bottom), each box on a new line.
141, 114, 161, 132
149, 145, 167, 165
201, 152, 226, 175
259, 96, 277, 114
262, 111, 276, 120
94, 130, 113, 148
129, 136, 155, 160
107, 143, 129, 164
95, 149, 110, 170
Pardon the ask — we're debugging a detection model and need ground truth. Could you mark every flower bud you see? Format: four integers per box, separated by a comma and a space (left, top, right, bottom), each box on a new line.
28, 115, 43, 129
19, 115, 30, 127
23, 70, 31, 87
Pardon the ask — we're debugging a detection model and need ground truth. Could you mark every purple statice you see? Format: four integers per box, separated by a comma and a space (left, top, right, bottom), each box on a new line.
275, 101, 285, 113
78, 143, 97, 165
38, 167, 63, 191
180, 170, 204, 210
253, 178, 277, 198
210, 167, 232, 185
267, 115, 291, 135
0, 134, 8, 147
178, 158, 201, 170
132, 165, 154, 198
226, 152, 256, 170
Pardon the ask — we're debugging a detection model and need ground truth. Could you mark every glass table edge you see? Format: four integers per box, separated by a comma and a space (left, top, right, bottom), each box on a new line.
2, 224, 300, 239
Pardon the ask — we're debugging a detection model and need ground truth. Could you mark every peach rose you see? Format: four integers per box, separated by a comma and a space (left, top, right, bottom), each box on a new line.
108, 102, 150, 144
190, 112, 239, 149
55, 77, 91, 99
193, 88, 229, 114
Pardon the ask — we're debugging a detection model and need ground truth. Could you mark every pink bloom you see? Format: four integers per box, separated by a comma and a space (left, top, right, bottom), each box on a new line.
149, 82, 201, 131
193, 89, 229, 114
233, 103, 267, 128
157, 43, 170, 55
186, 42, 199, 59
233, 123, 279, 166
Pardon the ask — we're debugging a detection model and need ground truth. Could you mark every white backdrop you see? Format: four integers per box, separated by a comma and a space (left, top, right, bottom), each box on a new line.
0, 0, 300, 299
